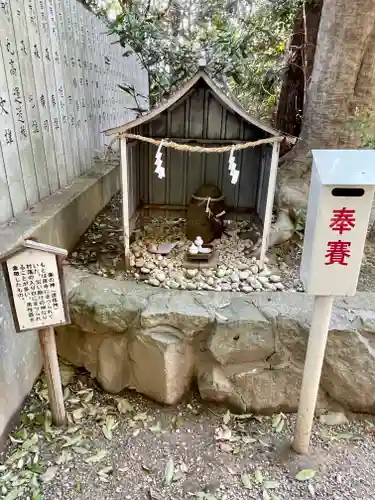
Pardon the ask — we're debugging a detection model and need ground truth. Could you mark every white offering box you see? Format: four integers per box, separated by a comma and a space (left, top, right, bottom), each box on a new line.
300, 149, 375, 296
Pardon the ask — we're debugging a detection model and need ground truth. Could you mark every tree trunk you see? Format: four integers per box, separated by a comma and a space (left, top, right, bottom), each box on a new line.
276, 0, 323, 139
273, 0, 375, 239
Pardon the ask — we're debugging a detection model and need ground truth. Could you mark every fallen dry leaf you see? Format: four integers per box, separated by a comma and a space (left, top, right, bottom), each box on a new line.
164, 457, 174, 485
295, 469, 316, 481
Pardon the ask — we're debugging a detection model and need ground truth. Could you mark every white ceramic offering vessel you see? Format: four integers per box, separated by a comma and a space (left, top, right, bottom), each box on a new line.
194, 236, 204, 249
189, 243, 199, 255
199, 247, 212, 254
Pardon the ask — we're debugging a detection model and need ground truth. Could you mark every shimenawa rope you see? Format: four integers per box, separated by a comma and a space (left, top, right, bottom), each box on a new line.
120, 132, 284, 153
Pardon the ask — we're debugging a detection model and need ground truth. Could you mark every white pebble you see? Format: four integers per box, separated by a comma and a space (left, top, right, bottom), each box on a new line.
249, 278, 262, 290
206, 277, 215, 286
140, 267, 151, 274
239, 270, 250, 280
154, 271, 166, 282
216, 269, 226, 279
263, 283, 277, 291
230, 272, 240, 283
144, 261, 156, 271
275, 282, 285, 291
135, 258, 145, 268
185, 282, 197, 290
250, 264, 258, 275
201, 269, 213, 277
185, 269, 198, 279
242, 286, 253, 293
148, 278, 160, 287
270, 275, 281, 283
166, 279, 179, 289
221, 283, 232, 291
258, 276, 269, 285
237, 263, 249, 270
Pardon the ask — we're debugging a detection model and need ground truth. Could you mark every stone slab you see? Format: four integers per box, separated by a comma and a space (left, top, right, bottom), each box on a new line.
182, 253, 220, 269
56, 269, 375, 415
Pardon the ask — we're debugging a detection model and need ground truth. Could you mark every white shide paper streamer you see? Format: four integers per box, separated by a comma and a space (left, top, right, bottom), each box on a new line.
228, 146, 239, 185
154, 140, 165, 179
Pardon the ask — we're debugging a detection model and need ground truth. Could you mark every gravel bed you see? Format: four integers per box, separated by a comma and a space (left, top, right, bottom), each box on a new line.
1, 365, 375, 500
67, 194, 303, 293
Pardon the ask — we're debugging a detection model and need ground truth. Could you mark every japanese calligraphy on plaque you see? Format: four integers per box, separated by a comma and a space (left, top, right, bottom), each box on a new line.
2, 241, 69, 332
300, 150, 375, 297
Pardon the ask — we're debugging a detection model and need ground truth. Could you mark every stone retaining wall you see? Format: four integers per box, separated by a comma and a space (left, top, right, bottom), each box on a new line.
57, 267, 375, 414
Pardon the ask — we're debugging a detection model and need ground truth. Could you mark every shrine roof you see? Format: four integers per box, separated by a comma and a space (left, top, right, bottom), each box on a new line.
103, 70, 280, 138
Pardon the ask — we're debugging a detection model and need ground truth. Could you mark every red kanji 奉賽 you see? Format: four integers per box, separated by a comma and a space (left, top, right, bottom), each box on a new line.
325, 207, 356, 266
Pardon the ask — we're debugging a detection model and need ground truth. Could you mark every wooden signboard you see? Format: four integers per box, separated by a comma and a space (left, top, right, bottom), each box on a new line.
3, 241, 69, 331
1, 239, 69, 425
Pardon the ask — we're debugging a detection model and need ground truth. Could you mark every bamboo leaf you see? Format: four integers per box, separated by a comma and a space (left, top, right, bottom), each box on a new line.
41, 466, 58, 483
255, 469, 264, 485
263, 480, 280, 489
22, 434, 38, 450
117, 398, 134, 413
164, 458, 174, 485
223, 410, 231, 425
85, 450, 108, 464
295, 469, 316, 481
4, 488, 25, 500
272, 414, 282, 428
275, 418, 285, 433
241, 473, 252, 489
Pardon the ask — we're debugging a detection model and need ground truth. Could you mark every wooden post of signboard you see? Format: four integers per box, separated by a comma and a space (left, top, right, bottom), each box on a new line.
39, 326, 67, 426
1, 240, 71, 427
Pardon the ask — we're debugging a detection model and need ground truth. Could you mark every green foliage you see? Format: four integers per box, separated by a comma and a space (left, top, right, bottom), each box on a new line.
349, 108, 375, 149
84, 0, 300, 118
228, 0, 301, 120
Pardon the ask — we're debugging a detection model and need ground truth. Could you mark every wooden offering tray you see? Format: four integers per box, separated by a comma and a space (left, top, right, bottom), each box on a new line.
186, 245, 214, 261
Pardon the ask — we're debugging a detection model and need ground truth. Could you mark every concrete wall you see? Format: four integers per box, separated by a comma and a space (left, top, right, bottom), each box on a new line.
0, 159, 121, 452
0, 0, 148, 224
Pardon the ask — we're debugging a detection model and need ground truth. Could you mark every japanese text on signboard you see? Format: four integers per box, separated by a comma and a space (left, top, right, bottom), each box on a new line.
6, 249, 66, 331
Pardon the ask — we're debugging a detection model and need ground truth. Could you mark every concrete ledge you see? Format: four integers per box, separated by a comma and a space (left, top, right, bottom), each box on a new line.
0, 160, 120, 454
0, 159, 120, 256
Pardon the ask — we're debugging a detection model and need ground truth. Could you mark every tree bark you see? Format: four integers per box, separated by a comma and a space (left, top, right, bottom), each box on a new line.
276, 0, 323, 139
274, 0, 375, 235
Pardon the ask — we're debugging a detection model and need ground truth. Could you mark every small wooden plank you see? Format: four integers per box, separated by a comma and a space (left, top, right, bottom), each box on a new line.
70, 0, 90, 171
24, 0, 59, 193
34, 0, 68, 188
46, 0, 74, 185
11, 0, 51, 199
0, 34, 25, 218
0, 1, 39, 208
55, 0, 80, 178
76, 2, 93, 170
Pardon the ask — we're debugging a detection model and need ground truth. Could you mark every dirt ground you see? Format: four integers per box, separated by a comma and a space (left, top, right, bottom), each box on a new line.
1, 366, 375, 500
67, 193, 375, 292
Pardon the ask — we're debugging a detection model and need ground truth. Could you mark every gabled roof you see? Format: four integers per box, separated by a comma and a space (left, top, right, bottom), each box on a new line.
0, 240, 67, 262
104, 70, 280, 137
